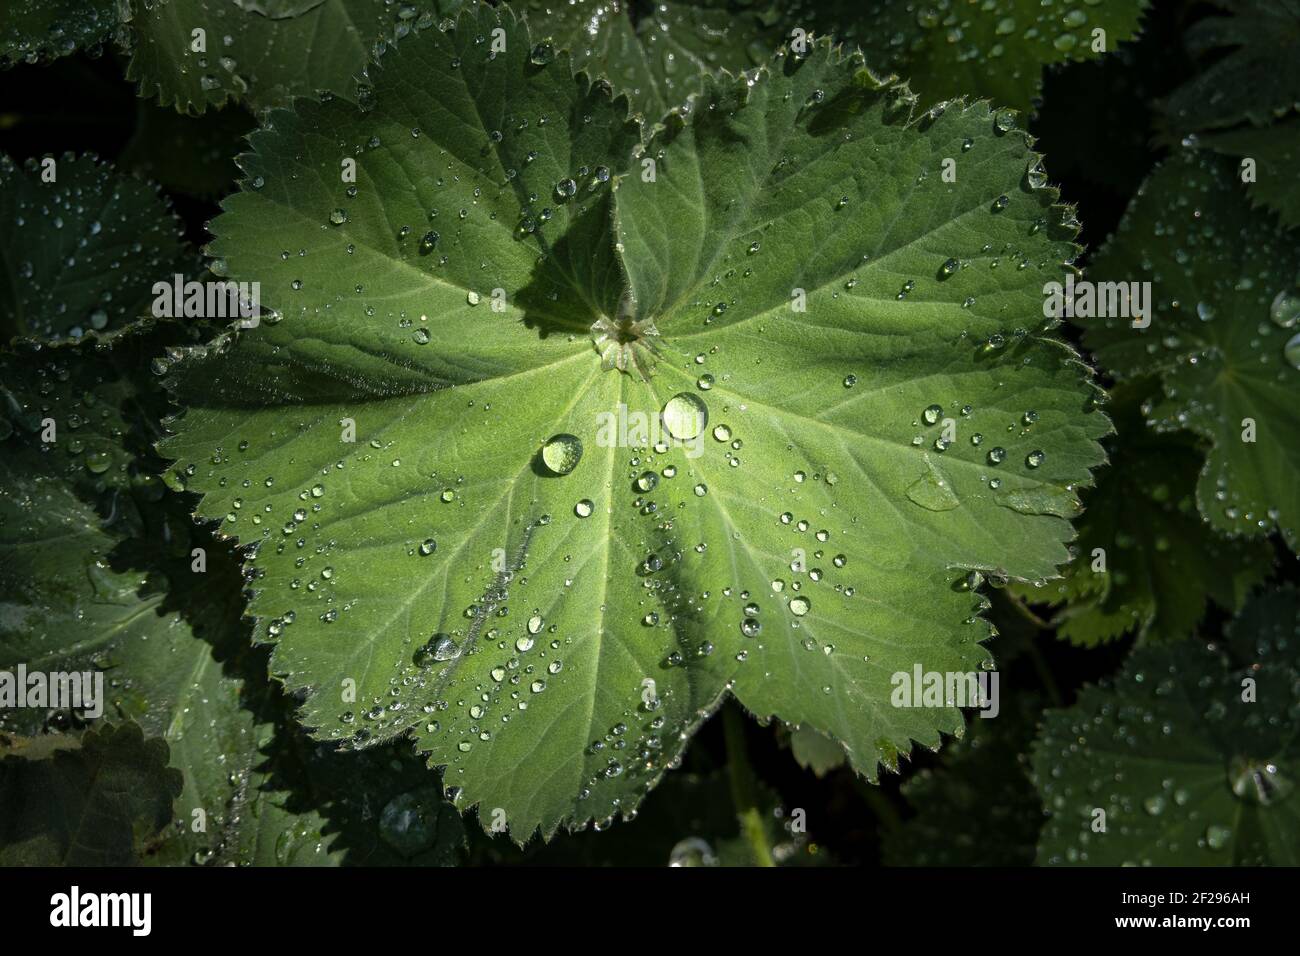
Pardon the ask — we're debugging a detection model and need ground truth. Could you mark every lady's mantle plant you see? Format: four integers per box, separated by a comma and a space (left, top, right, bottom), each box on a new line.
160, 4, 1107, 840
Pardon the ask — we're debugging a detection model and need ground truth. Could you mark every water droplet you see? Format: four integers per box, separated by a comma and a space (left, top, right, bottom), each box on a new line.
1205, 824, 1232, 850
574, 499, 594, 518
668, 837, 718, 867
541, 434, 583, 475
661, 392, 708, 440
1285, 331, 1300, 370
1270, 289, 1300, 329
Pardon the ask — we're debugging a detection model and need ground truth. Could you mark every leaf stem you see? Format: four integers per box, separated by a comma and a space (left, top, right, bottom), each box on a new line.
1003, 589, 1053, 630
721, 705, 775, 867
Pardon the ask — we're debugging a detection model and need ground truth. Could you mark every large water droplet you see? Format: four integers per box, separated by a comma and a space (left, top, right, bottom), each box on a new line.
1229, 757, 1293, 806
541, 433, 582, 475
1284, 331, 1300, 370
1270, 289, 1300, 329
661, 392, 708, 440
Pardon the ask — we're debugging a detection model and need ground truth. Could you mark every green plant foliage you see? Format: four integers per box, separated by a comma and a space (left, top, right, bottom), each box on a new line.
159, 2, 1107, 842
127, 0, 459, 114
883, 695, 1043, 866
1200, 117, 1300, 231
789, 726, 847, 777
0, 153, 191, 342
0, 332, 467, 866
1033, 589, 1300, 865
1019, 380, 1273, 646
818, 0, 1150, 117
1082, 150, 1300, 550
0, 721, 182, 865
1163, 0, 1300, 135
518, 0, 777, 121
0, 0, 125, 69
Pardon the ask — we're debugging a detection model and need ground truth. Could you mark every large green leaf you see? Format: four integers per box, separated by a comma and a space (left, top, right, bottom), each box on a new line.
1019, 380, 1273, 646
1163, 0, 1300, 135
0, 722, 182, 866
0, 153, 191, 343
1082, 150, 1300, 550
127, 0, 459, 114
1032, 589, 1300, 865
0, 0, 125, 69
162, 2, 1108, 841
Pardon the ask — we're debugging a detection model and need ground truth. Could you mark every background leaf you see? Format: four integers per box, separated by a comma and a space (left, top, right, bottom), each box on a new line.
127, 0, 457, 114
1033, 593, 1300, 865
883, 694, 1043, 866
0, 153, 191, 342
801, 0, 1150, 117
1200, 117, 1300, 231
1019, 379, 1273, 646
0, 0, 125, 70
0, 721, 182, 865
1162, 0, 1300, 135
1082, 150, 1300, 550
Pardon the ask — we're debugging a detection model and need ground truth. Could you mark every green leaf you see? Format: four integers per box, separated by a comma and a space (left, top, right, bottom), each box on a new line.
520, 0, 778, 121
884, 694, 1043, 866
1082, 150, 1300, 550
1163, 0, 1300, 135
121, 101, 257, 199
0, 334, 461, 866
126, 0, 459, 115
788, 725, 847, 777
1032, 591, 1300, 865
162, 3, 1107, 842
0, 154, 191, 343
525, 1, 1151, 122
234, 0, 331, 17
0, 722, 182, 865
806, 0, 1150, 117
1019, 380, 1274, 646
0, 0, 124, 69
1200, 117, 1300, 231
0, 333, 263, 862
1225, 583, 1300, 663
